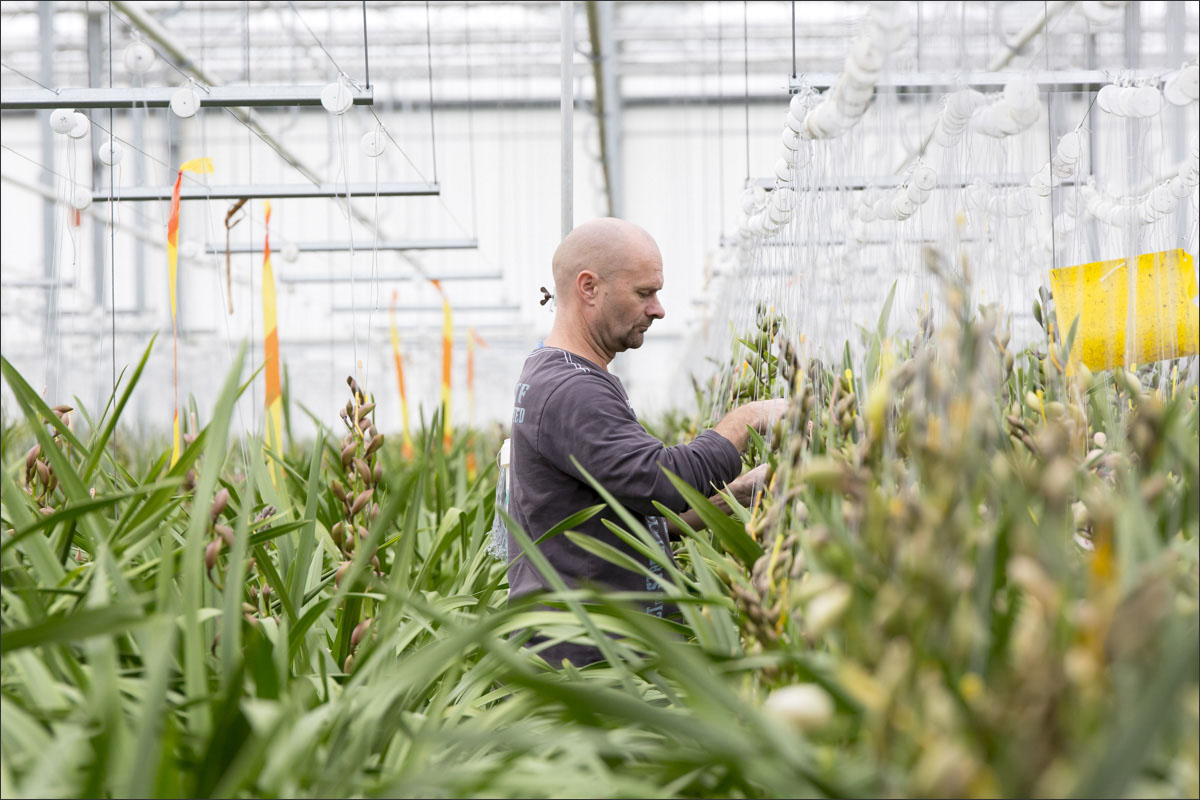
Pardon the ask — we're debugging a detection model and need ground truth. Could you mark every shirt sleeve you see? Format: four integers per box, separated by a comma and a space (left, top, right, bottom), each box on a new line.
536, 373, 743, 516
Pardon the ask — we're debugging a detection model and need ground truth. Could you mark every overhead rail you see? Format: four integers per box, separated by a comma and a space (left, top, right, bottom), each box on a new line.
279, 271, 501, 284
0, 85, 374, 111
207, 238, 476, 255
787, 69, 1113, 94
332, 303, 520, 314
94, 182, 439, 202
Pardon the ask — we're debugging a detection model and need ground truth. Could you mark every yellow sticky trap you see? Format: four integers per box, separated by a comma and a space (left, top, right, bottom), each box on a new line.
1049, 249, 1199, 372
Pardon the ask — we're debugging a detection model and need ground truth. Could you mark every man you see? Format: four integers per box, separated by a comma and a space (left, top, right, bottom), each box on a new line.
506, 217, 787, 666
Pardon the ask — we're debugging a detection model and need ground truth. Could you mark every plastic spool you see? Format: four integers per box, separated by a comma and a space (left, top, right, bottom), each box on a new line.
892, 194, 915, 219
752, 185, 769, 207
906, 183, 930, 204
1009, 101, 1040, 128
49, 108, 76, 134
857, 202, 877, 223
842, 56, 878, 90
1003, 77, 1039, 109
122, 40, 155, 75
70, 187, 93, 211
1030, 173, 1053, 198
1052, 159, 1076, 179
772, 187, 796, 213
361, 130, 386, 157
170, 86, 200, 118
784, 110, 805, 134
741, 190, 759, 215
851, 37, 885, 73
1169, 176, 1193, 198
1056, 131, 1082, 162
873, 197, 897, 220
67, 112, 90, 139
782, 126, 802, 150
774, 157, 792, 182
1096, 84, 1121, 113
98, 138, 123, 166
282, 242, 300, 263
912, 164, 936, 191
321, 80, 354, 115
788, 93, 809, 118
1128, 85, 1162, 117
1163, 64, 1199, 105
1149, 185, 1177, 214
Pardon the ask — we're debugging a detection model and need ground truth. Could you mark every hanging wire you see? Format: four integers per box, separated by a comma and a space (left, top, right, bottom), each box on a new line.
1, 144, 84, 186
284, 0, 352, 83
0, 60, 60, 93
425, 1, 439, 184
743, 0, 750, 183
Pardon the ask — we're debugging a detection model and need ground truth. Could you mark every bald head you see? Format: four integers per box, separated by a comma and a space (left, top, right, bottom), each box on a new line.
551, 217, 660, 303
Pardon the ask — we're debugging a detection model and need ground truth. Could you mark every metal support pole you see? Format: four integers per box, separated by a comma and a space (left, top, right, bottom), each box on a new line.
86, 9, 107, 314
560, 0, 574, 238
92, 182, 440, 202
132, 79, 148, 311
586, 0, 623, 218
1166, 1, 1188, 250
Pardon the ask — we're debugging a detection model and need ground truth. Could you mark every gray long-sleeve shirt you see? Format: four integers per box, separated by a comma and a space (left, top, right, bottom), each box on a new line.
505, 346, 742, 664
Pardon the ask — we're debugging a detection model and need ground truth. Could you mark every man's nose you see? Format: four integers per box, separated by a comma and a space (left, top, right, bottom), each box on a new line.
648, 297, 665, 320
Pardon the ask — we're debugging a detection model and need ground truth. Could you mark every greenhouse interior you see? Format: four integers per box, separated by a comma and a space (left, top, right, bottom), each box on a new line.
1, 1, 1198, 797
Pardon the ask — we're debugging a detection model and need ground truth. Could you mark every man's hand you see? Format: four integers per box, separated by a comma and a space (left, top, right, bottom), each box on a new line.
664, 464, 770, 538
713, 398, 789, 452
726, 463, 768, 507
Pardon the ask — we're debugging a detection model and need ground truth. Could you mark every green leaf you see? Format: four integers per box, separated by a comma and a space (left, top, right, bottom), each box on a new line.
660, 468, 763, 565
1, 602, 151, 652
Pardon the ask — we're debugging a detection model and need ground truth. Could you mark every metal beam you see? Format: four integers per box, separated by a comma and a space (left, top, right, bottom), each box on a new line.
279, 271, 501, 285
0, 85, 374, 111
206, 238, 476, 255
750, 174, 1081, 191
93, 182, 439, 202
331, 303, 520, 313
560, 0, 574, 238
791, 68, 1113, 95
106, 1, 432, 281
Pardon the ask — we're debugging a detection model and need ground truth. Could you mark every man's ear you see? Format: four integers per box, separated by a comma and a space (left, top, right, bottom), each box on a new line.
577, 270, 600, 305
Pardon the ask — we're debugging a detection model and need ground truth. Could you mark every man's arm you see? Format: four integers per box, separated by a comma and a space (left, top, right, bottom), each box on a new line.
712, 398, 789, 452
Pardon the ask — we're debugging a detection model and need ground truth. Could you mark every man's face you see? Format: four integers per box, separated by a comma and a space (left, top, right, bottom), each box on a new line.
597, 245, 666, 353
